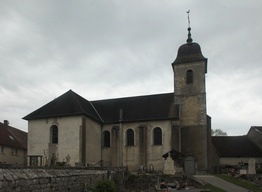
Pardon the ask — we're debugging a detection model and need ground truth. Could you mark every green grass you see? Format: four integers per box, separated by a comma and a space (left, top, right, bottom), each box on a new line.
215, 174, 262, 192
201, 183, 226, 192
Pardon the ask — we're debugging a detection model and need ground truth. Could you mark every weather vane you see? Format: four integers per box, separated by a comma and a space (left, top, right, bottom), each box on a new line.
186, 10, 190, 28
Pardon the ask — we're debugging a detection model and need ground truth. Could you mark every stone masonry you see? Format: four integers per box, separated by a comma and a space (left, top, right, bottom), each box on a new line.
0, 168, 108, 192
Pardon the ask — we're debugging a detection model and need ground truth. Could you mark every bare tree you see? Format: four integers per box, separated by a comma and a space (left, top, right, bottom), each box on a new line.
211, 129, 228, 136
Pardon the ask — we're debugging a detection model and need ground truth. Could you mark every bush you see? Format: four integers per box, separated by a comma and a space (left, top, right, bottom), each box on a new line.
256, 168, 262, 174
128, 174, 136, 182
95, 179, 116, 192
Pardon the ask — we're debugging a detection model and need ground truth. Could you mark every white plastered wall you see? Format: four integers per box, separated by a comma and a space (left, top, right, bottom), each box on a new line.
27, 116, 82, 166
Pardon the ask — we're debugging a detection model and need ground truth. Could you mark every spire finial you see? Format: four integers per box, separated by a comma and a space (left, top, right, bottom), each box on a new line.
186, 10, 193, 44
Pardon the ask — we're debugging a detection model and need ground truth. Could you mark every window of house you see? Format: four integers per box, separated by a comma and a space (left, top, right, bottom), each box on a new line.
126, 129, 134, 146
1, 146, 4, 154
187, 70, 193, 84
153, 127, 162, 145
103, 131, 110, 147
51, 125, 58, 144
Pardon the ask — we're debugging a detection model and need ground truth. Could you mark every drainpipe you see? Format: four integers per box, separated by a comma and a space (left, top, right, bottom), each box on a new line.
119, 109, 123, 167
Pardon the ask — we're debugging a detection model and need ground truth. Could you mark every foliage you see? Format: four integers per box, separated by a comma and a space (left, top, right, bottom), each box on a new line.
215, 174, 262, 192
94, 179, 116, 192
211, 129, 228, 136
127, 174, 137, 182
257, 168, 262, 174
162, 173, 170, 178
201, 184, 226, 192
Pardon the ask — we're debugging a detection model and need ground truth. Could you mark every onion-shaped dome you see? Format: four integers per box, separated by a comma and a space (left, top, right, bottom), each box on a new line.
172, 27, 206, 65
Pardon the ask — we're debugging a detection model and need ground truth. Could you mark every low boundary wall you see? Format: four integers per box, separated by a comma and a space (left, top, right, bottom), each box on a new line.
0, 168, 109, 192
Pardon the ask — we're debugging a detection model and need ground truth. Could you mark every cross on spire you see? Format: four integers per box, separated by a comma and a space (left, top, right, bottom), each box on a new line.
186, 10, 190, 28
186, 10, 193, 44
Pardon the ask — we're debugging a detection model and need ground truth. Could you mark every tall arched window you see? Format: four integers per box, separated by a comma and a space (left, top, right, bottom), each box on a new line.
103, 131, 110, 147
51, 125, 58, 144
126, 129, 134, 146
187, 70, 193, 84
153, 127, 162, 145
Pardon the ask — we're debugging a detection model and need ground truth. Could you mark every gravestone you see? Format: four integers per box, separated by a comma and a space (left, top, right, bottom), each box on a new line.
163, 153, 175, 174
248, 158, 256, 174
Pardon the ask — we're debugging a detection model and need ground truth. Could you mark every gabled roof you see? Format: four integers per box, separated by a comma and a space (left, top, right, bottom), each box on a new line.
212, 136, 262, 157
248, 126, 262, 135
91, 93, 179, 123
23, 90, 102, 122
0, 123, 26, 149
23, 90, 179, 124
6, 126, 27, 149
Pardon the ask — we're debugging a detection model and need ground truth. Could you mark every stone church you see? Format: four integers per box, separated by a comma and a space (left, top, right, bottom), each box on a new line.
24, 27, 219, 174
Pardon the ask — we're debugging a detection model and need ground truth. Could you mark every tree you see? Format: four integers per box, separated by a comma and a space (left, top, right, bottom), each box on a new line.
211, 129, 228, 136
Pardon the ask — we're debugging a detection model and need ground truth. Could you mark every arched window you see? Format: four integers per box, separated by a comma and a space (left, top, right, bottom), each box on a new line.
187, 70, 193, 84
153, 127, 162, 145
103, 131, 110, 147
126, 129, 134, 146
51, 125, 58, 144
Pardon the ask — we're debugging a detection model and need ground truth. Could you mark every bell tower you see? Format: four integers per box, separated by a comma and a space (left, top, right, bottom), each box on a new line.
171, 26, 208, 173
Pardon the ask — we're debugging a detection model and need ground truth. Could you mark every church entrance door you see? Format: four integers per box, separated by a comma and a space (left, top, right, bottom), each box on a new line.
184, 156, 195, 175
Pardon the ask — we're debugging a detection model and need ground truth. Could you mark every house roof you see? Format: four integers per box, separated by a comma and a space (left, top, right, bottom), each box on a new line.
6, 126, 28, 149
23, 90, 180, 123
0, 123, 26, 149
212, 136, 262, 157
23, 90, 103, 122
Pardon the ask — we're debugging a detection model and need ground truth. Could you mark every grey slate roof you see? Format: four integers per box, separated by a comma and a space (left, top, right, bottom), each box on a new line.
212, 136, 262, 157
91, 93, 179, 123
250, 126, 262, 133
23, 90, 180, 123
23, 90, 102, 122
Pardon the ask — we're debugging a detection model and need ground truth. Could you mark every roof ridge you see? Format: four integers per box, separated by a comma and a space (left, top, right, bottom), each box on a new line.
70, 90, 86, 113
70, 90, 103, 122
89, 101, 104, 123
91, 92, 173, 102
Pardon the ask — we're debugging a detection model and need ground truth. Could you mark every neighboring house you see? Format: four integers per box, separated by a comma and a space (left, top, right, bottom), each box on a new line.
212, 127, 262, 166
0, 120, 28, 166
247, 126, 262, 151
23, 27, 219, 174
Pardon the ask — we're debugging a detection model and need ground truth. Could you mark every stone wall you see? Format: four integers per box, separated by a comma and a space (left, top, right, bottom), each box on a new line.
237, 174, 262, 188
0, 168, 108, 192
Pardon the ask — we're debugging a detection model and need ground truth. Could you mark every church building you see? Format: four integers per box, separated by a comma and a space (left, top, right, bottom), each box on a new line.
24, 27, 219, 174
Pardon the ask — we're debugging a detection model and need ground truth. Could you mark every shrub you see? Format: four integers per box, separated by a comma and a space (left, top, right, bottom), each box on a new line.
128, 174, 136, 182
95, 179, 116, 192
256, 168, 262, 174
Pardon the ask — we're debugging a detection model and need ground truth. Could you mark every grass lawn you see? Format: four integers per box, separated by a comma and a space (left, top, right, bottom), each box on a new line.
201, 183, 226, 192
215, 174, 262, 192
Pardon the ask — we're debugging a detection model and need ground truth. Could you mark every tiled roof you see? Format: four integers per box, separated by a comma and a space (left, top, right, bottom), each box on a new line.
6, 126, 27, 149
0, 123, 26, 149
23, 90, 179, 123
212, 136, 262, 157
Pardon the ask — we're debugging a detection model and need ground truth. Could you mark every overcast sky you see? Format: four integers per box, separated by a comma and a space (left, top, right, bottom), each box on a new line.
0, 0, 261, 135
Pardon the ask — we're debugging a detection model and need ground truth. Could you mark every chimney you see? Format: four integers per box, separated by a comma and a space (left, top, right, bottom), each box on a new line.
4, 120, 9, 126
